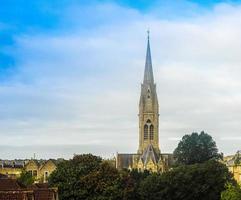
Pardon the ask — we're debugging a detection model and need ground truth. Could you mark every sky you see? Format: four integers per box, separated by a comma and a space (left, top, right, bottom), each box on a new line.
1, 0, 241, 159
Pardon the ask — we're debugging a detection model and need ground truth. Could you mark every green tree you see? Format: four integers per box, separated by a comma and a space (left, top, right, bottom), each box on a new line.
120, 169, 150, 200
17, 170, 35, 186
234, 151, 241, 166
173, 131, 222, 165
78, 161, 122, 200
138, 173, 165, 200
49, 154, 123, 200
49, 154, 102, 200
139, 160, 234, 200
221, 183, 241, 200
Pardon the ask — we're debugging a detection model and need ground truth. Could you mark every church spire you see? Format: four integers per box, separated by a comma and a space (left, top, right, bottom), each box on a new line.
143, 30, 154, 84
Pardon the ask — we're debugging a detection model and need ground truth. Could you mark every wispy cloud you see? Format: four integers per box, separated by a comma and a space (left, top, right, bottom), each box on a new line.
1, 1, 241, 158
220, 137, 241, 140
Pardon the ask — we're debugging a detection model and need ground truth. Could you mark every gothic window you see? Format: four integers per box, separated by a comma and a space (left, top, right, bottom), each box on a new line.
146, 119, 151, 123
150, 124, 154, 140
144, 124, 148, 140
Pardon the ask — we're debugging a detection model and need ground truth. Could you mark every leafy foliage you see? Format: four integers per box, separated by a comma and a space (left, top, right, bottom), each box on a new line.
17, 170, 35, 186
234, 151, 241, 166
221, 183, 241, 200
173, 131, 222, 165
49, 154, 234, 200
49, 132, 236, 200
120, 169, 150, 200
139, 160, 234, 200
49, 154, 123, 200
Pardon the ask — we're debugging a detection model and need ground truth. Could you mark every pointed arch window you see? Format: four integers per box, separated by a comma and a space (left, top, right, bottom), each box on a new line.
150, 124, 154, 140
144, 124, 148, 140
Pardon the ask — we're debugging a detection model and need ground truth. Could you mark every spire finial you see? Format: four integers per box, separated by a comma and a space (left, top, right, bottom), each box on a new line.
147, 29, 150, 40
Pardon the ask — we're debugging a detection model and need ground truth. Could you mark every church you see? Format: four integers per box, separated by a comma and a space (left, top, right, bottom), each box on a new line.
116, 33, 174, 172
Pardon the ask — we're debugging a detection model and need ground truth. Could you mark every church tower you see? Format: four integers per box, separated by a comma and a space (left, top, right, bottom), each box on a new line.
116, 32, 173, 172
138, 32, 160, 155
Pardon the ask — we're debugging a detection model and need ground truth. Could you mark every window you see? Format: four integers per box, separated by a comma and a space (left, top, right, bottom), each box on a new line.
150, 125, 154, 140
33, 170, 37, 177
28, 170, 33, 176
146, 119, 151, 124
44, 171, 49, 182
144, 124, 148, 140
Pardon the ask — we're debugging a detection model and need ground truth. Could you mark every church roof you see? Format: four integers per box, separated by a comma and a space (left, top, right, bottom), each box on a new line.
116, 154, 135, 169
141, 144, 159, 165
143, 31, 154, 84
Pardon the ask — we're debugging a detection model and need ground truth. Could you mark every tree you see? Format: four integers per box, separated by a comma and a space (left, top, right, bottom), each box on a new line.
49, 154, 123, 200
138, 173, 165, 200
139, 160, 234, 200
17, 170, 35, 186
173, 131, 222, 165
120, 169, 150, 200
234, 151, 241, 166
78, 161, 123, 200
221, 183, 241, 200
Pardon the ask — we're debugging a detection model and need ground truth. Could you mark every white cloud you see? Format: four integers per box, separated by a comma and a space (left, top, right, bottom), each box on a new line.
1, 2, 241, 158
220, 137, 241, 140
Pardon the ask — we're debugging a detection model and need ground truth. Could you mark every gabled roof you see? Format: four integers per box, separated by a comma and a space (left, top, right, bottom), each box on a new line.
39, 159, 57, 170
140, 144, 159, 166
26, 159, 40, 168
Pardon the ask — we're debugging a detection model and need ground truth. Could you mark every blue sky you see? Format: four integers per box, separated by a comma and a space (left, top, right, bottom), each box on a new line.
0, 0, 237, 72
1, 0, 241, 159
0, 0, 237, 68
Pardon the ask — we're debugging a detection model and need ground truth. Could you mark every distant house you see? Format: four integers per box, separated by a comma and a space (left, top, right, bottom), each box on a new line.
0, 160, 25, 178
0, 174, 58, 200
0, 158, 60, 182
224, 151, 241, 184
25, 160, 39, 178
25, 159, 57, 183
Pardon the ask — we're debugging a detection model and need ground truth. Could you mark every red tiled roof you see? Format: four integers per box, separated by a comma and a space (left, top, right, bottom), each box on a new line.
0, 179, 23, 190
0, 192, 25, 200
0, 174, 8, 179
0, 176, 57, 200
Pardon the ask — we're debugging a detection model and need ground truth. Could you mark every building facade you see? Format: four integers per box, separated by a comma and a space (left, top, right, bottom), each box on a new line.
0, 160, 26, 178
224, 151, 241, 185
116, 34, 173, 172
25, 159, 57, 183
0, 159, 60, 183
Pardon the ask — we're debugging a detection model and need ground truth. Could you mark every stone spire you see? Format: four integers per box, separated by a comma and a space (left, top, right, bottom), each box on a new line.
143, 30, 154, 84
138, 30, 160, 155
